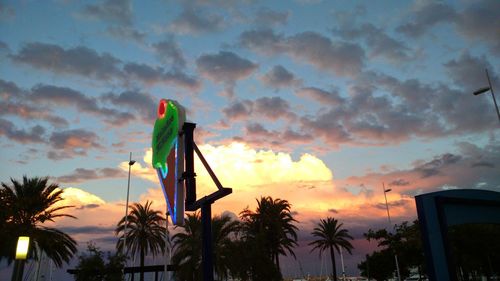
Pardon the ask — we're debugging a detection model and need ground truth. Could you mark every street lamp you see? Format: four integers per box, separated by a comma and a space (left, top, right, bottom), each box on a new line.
472, 68, 500, 122
382, 183, 401, 281
12, 236, 29, 281
123, 152, 136, 257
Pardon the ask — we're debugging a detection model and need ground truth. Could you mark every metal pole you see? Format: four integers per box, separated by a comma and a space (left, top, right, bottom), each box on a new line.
124, 152, 134, 259
382, 183, 401, 281
183, 123, 196, 208
340, 247, 346, 280
201, 203, 214, 281
485, 69, 500, 122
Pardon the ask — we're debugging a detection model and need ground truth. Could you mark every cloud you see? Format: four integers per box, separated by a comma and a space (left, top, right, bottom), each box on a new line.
81, 0, 132, 25
58, 187, 106, 208
222, 100, 253, 121
455, 0, 500, 55
239, 123, 313, 150
57, 168, 126, 184
254, 96, 295, 120
107, 26, 146, 43
254, 8, 289, 27
239, 28, 286, 55
31, 84, 135, 125
415, 153, 462, 178
11, 43, 122, 80
444, 52, 495, 92
240, 29, 364, 76
222, 97, 295, 122
48, 129, 102, 159
397, 1, 457, 37
152, 38, 187, 68
333, 23, 412, 62
261, 65, 301, 89
196, 51, 257, 96
101, 90, 156, 123
296, 87, 344, 106
170, 7, 224, 34
0, 118, 46, 143
0, 80, 68, 127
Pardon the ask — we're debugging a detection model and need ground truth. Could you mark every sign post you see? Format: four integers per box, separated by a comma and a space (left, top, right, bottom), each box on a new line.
152, 99, 232, 281
152, 99, 186, 226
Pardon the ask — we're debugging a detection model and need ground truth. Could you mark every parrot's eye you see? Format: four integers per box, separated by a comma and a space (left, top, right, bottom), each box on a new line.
158, 100, 167, 118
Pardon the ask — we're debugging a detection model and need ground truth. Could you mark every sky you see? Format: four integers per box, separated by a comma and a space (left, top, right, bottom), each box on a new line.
1, 0, 499, 279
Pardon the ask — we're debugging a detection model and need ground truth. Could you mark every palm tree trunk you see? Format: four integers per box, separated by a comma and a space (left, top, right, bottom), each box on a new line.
275, 253, 281, 274
330, 246, 337, 281
140, 246, 145, 281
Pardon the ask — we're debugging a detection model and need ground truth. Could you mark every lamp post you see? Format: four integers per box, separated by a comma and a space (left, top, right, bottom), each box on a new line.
123, 152, 136, 258
473, 68, 500, 122
11, 236, 29, 281
383, 183, 401, 281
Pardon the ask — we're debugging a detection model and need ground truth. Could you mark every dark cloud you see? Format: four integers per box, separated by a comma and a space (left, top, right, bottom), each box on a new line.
196, 51, 257, 83
0, 40, 9, 51
222, 97, 294, 122
101, 90, 156, 123
81, 0, 132, 25
170, 7, 224, 34
239, 28, 286, 55
124, 63, 201, 91
57, 167, 126, 183
31, 84, 134, 125
123, 63, 164, 84
415, 153, 462, 178
76, 204, 101, 210
0, 79, 22, 99
373, 199, 411, 210
152, 38, 186, 68
240, 29, 364, 76
239, 122, 313, 150
196, 51, 257, 96
261, 65, 301, 89
0, 118, 45, 143
296, 87, 344, 106
11, 43, 122, 80
0, 101, 68, 128
333, 23, 412, 62
254, 8, 289, 27
222, 100, 253, 121
107, 26, 146, 43
163, 69, 202, 92
48, 129, 102, 159
328, 208, 338, 214
388, 179, 410, 187
254, 96, 294, 121
471, 162, 495, 168
444, 52, 495, 92
397, 1, 457, 37
455, 0, 500, 55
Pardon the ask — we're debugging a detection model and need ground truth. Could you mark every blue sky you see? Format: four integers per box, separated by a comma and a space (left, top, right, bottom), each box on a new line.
1, 0, 499, 279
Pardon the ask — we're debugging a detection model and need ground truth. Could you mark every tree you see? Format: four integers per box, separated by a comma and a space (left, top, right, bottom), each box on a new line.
240, 196, 298, 279
309, 217, 354, 281
74, 242, 126, 281
359, 220, 425, 280
0, 176, 77, 266
115, 201, 166, 281
171, 212, 240, 281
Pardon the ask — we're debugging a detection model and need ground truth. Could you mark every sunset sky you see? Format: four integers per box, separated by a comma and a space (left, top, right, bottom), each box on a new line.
1, 0, 499, 279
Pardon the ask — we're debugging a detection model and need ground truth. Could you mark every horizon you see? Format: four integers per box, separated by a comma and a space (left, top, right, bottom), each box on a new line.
1, 0, 499, 280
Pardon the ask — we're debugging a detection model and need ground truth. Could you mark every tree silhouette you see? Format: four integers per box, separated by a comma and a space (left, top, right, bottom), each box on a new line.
115, 201, 166, 281
172, 212, 240, 281
309, 217, 353, 281
0, 176, 77, 266
240, 196, 298, 277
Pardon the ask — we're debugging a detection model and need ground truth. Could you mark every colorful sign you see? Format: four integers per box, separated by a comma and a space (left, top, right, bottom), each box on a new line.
152, 99, 186, 225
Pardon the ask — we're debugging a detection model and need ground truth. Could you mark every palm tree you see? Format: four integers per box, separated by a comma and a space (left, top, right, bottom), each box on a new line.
171, 213, 201, 281
309, 217, 354, 281
115, 201, 166, 281
0, 176, 77, 266
172, 212, 240, 281
240, 196, 298, 276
